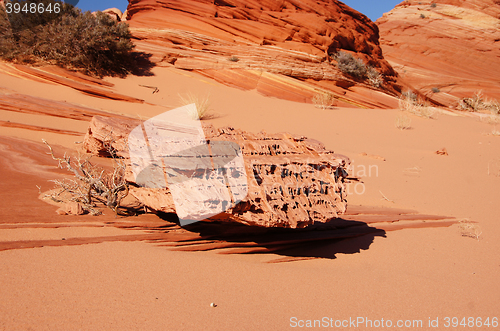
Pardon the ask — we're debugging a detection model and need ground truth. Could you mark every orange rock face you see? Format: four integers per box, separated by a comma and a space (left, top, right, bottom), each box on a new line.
102, 8, 123, 21
377, 0, 500, 106
125, 0, 404, 107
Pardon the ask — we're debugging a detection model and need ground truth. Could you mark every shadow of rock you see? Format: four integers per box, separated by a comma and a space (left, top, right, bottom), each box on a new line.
178, 217, 385, 262
0, 136, 456, 262
147, 205, 457, 262
130, 52, 155, 77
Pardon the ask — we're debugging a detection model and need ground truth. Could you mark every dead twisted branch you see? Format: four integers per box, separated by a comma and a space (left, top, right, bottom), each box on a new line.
43, 137, 129, 216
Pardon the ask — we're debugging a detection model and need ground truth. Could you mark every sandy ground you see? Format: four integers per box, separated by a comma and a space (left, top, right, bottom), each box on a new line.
0, 65, 499, 330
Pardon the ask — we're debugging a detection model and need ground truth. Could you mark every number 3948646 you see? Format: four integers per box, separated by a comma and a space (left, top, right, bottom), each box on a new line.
5, 2, 61, 14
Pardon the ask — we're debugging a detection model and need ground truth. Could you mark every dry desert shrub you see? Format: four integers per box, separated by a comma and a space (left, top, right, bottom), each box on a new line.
459, 91, 500, 114
42, 139, 129, 216
334, 51, 383, 88
312, 92, 336, 109
399, 90, 436, 119
459, 91, 484, 112
334, 51, 368, 79
0, 1, 136, 77
418, 106, 437, 119
178, 92, 212, 120
458, 219, 482, 241
367, 66, 383, 88
395, 112, 412, 130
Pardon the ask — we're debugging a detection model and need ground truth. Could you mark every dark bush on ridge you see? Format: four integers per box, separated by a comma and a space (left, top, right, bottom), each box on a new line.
333, 51, 383, 87
334, 51, 368, 79
0, 0, 136, 77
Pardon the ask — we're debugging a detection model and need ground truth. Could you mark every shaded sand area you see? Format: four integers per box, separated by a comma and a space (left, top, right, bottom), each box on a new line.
0, 63, 499, 330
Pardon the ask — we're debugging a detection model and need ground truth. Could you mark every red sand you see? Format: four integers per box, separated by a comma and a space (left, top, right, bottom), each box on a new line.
0, 64, 499, 330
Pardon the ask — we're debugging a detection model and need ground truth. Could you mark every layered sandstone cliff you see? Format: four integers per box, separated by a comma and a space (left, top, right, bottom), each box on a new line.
124, 0, 404, 108
377, 0, 500, 106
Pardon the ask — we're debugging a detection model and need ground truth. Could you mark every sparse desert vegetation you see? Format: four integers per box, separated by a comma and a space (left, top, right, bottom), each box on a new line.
399, 90, 436, 118
395, 112, 412, 130
42, 139, 129, 216
491, 129, 500, 136
179, 92, 212, 120
458, 219, 482, 241
312, 92, 336, 109
0, 0, 136, 77
480, 113, 500, 136
367, 66, 383, 88
334, 51, 383, 87
459, 91, 500, 114
334, 51, 367, 79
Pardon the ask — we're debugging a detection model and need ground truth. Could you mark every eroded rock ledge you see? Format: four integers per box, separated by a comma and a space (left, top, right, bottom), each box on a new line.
84, 116, 350, 228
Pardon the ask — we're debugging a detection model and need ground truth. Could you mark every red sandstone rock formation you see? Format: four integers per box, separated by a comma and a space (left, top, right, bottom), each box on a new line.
377, 0, 500, 107
0, 63, 144, 104
123, 0, 405, 108
84, 116, 350, 228
56, 202, 85, 216
101, 8, 124, 21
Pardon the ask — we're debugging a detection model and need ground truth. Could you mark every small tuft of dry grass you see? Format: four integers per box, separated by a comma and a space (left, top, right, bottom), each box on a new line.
395, 112, 412, 130
480, 114, 500, 125
419, 106, 437, 119
312, 92, 336, 109
399, 90, 436, 119
367, 66, 383, 88
178, 92, 212, 120
480, 114, 500, 136
491, 129, 500, 136
459, 91, 500, 114
458, 219, 482, 241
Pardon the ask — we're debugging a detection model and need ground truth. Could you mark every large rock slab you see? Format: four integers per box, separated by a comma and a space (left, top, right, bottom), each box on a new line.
84, 116, 350, 228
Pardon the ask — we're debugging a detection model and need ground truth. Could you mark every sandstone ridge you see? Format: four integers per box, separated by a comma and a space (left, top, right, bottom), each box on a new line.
377, 0, 500, 106
124, 0, 405, 108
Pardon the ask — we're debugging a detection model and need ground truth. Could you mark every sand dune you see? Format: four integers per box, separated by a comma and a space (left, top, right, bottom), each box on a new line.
0, 57, 499, 329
